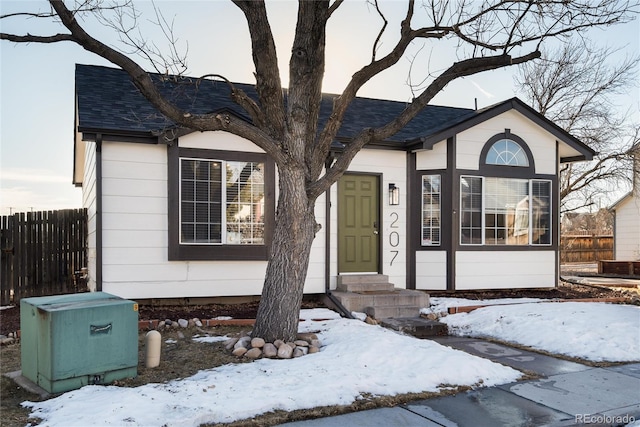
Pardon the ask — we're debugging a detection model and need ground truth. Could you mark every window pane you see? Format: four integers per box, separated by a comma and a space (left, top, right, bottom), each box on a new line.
225, 161, 265, 244
460, 176, 482, 244
422, 175, 441, 245
531, 180, 551, 245
484, 177, 529, 246
486, 139, 529, 167
180, 158, 223, 244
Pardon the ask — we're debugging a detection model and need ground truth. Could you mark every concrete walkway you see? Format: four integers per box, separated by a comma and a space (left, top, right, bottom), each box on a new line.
279, 336, 640, 427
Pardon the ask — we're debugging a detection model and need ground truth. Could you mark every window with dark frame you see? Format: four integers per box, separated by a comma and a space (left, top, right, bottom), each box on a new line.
180, 158, 265, 245
421, 175, 441, 246
459, 134, 552, 247
168, 146, 274, 261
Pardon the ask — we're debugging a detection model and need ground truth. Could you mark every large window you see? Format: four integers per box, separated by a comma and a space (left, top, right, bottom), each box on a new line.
460, 176, 551, 246
180, 158, 265, 245
168, 146, 274, 261
422, 175, 441, 246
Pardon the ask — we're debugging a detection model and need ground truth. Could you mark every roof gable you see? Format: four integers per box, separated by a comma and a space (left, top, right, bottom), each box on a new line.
418, 98, 595, 162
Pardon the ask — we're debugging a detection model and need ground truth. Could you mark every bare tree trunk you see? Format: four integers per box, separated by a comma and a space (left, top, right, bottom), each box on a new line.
252, 164, 317, 342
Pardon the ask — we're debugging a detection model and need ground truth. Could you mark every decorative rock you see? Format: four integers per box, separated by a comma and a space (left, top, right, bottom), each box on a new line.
194, 318, 203, 327
310, 339, 321, 348
188, 319, 195, 327
294, 340, 309, 347
157, 321, 166, 329
263, 343, 277, 358
224, 337, 239, 350
251, 337, 265, 348
234, 336, 251, 350
165, 319, 172, 326
308, 346, 320, 354
232, 347, 248, 357
178, 319, 189, 328
245, 348, 262, 359
273, 339, 285, 348
277, 343, 293, 359
292, 347, 306, 358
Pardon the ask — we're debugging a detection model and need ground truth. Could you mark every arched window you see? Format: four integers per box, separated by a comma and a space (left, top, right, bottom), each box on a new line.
486, 139, 529, 167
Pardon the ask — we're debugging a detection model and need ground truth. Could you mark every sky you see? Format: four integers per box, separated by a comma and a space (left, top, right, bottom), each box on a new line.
19, 302, 640, 426
1, 1, 638, 215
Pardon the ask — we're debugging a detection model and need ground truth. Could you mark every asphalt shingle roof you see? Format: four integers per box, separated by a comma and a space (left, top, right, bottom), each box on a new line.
75, 64, 476, 144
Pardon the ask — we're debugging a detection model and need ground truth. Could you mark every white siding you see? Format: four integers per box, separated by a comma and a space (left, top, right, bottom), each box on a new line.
328, 149, 407, 289
96, 133, 289, 300
456, 110, 557, 175
416, 140, 447, 170
415, 251, 447, 290
82, 140, 98, 291
456, 251, 556, 289
91, 131, 329, 299
614, 196, 640, 260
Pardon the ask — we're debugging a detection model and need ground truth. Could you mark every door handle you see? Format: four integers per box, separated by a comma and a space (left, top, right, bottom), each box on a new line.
373, 230, 379, 235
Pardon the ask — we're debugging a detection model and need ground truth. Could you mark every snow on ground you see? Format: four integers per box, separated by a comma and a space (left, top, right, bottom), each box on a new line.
21, 302, 640, 426
441, 301, 640, 362
424, 297, 548, 315
23, 309, 521, 427
0, 305, 15, 311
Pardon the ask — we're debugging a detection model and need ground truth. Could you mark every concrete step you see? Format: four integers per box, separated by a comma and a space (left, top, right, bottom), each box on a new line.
331, 289, 430, 316
365, 305, 424, 319
336, 275, 395, 293
380, 317, 448, 338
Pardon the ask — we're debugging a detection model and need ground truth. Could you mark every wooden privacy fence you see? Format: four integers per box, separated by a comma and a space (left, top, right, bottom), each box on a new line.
0, 209, 88, 305
560, 234, 613, 263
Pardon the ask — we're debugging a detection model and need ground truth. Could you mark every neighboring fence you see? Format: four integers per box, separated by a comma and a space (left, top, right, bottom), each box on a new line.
0, 209, 88, 305
560, 234, 613, 263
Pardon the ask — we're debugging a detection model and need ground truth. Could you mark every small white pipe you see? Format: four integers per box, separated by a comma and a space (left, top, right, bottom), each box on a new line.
145, 330, 162, 368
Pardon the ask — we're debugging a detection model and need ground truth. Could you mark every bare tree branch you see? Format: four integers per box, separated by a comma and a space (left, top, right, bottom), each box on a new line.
516, 39, 640, 211
0, 32, 74, 43
232, 0, 286, 141
370, 0, 388, 62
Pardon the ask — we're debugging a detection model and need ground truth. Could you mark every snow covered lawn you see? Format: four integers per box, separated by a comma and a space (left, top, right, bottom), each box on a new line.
441, 301, 640, 362
21, 302, 640, 426
24, 309, 520, 427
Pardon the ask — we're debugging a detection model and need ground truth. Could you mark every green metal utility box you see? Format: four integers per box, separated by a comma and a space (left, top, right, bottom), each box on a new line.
20, 292, 138, 394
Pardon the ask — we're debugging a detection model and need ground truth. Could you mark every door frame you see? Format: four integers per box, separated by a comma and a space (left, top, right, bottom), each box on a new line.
337, 172, 383, 274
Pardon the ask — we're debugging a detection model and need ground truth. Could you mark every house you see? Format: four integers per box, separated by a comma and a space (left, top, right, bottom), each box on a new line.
609, 145, 640, 261
73, 64, 595, 301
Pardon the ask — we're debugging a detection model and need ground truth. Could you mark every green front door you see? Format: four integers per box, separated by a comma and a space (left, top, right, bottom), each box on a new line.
338, 174, 380, 273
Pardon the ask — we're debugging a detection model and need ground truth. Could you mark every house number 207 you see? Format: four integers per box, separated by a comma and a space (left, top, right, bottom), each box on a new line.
389, 212, 400, 266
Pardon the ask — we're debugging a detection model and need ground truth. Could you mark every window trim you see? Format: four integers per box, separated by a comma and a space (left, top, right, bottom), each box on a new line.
168, 145, 275, 261
421, 174, 441, 246
480, 132, 535, 177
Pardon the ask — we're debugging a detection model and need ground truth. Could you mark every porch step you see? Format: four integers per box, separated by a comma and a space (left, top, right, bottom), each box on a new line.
365, 305, 424, 319
331, 288, 429, 319
380, 317, 448, 338
336, 274, 395, 293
